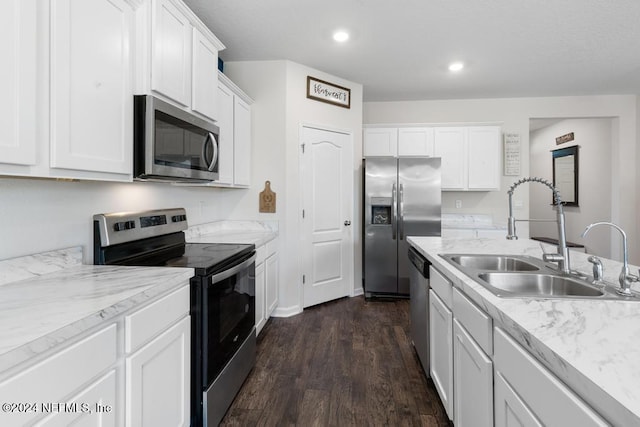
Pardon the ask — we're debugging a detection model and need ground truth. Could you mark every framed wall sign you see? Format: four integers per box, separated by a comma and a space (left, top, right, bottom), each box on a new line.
306, 76, 351, 109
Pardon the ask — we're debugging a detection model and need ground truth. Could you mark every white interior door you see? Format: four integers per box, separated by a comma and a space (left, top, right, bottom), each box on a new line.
301, 125, 353, 308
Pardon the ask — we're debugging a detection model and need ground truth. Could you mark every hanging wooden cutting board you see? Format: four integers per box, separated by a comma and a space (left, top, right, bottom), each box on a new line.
259, 181, 276, 213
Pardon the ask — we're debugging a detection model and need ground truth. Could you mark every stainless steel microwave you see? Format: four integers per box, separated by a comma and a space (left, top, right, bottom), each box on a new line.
134, 95, 220, 182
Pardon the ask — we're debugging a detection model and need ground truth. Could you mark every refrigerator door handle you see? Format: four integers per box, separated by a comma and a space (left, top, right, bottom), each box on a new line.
392, 183, 397, 240
399, 183, 404, 240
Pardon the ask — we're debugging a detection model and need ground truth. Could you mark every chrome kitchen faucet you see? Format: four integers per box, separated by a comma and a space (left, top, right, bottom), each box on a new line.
506, 177, 571, 274
582, 221, 639, 297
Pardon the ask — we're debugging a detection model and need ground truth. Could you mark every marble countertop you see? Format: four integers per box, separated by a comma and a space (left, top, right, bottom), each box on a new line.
186, 220, 278, 246
0, 248, 193, 374
407, 236, 640, 426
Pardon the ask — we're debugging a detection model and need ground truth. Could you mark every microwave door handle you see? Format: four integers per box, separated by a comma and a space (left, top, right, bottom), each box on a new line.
201, 135, 212, 169
208, 133, 218, 172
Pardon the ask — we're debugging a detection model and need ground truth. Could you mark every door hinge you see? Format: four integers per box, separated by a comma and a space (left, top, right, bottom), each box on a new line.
301, 143, 305, 153
302, 274, 306, 284
302, 209, 305, 218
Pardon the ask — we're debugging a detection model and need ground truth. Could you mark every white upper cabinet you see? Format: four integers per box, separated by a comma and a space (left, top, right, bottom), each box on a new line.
233, 95, 251, 186
363, 128, 398, 157
50, 0, 134, 176
216, 80, 235, 185
151, 0, 191, 107
398, 127, 434, 156
191, 27, 219, 121
140, 0, 224, 121
467, 126, 501, 190
434, 126, 502, 191
434, 127, 467, 190
213, 72, 253, 188
0, 0, 37, 167
364, 127, 434, 157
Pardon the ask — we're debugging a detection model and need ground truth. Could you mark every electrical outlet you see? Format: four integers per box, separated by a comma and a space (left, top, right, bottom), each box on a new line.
455, 200, 462, 209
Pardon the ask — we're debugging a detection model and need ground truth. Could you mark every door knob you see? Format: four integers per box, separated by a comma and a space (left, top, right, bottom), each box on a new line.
344, 220, 351, 226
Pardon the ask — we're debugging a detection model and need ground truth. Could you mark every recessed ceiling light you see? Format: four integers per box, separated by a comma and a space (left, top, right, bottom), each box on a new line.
448, 62, 464, 72
333, 31, 350, 42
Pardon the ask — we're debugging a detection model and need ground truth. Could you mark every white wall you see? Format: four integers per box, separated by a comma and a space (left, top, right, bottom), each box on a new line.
529, 118, 613, 258
364, 95, 638, 262
226, 60, 363, 316
0, 178, 242, 262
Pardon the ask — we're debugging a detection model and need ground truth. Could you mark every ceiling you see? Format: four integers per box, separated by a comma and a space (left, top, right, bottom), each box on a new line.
184, 0, 640, 102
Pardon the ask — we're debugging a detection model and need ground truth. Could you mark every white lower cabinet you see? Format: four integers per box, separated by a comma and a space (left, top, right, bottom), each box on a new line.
126, 316, 190, 427
35, 370, 117, 427
255, 238, 279, 335
0, 324, 117, 426
429, 289, 454, 420
429, 267, 493, 426
0, 283, 190, 427
426, 261, 611, 426
494, 371, 543, 427
493, 327, 608, 427
255, 260, 266, 333
453, 319, 493, 427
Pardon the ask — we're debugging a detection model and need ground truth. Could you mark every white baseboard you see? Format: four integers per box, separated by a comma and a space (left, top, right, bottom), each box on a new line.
271, 304, 302, 318
352, 286, 364, 297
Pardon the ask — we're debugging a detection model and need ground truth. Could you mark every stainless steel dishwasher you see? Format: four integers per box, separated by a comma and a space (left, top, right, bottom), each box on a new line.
409, 246, 430, 375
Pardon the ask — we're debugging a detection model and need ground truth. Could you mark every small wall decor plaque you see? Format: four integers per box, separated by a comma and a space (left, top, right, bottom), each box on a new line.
306, 76, 351, 109
555, 132, 574, 145
259, 181, 276, 213
503, 133, 521, 176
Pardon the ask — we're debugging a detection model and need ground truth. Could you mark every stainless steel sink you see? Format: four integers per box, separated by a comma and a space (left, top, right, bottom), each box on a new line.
447, 254, 539, 272
477, 272, 604, 297
439, 253, 638, 300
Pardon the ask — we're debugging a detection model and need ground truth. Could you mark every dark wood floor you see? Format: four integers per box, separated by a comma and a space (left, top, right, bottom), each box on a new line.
220, 296, 450, 426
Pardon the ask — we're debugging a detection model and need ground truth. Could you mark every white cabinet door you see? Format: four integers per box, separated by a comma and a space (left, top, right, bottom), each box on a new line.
151, 0, 191, 107
467, 126, 501, 190
494, 372, 543, 427
50, 0, 133, 175
434, 127, 466, 190
266, 250, 279, 317
429, 289, 454, 420
494, 327, 608, 427
216, 81, 235, 185
233, 96, 252, 186
35, 370, 117, 427
363, 128, 398, 157
0, 0, 37, 167
453, 319, 493, 427
126, 316, 190, 427
191, 27, 218, 121
255, 261, 266, 335
398, 127, 434, 156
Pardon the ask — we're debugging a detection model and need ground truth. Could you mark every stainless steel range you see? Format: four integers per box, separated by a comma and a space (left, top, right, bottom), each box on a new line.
93, 208, 255, 427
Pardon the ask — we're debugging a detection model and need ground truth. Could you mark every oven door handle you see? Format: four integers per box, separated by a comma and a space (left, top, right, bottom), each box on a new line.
211, 252, 257, 284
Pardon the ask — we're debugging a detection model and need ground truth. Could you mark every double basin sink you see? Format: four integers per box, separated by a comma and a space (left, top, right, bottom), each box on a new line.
440, 254, 637, 300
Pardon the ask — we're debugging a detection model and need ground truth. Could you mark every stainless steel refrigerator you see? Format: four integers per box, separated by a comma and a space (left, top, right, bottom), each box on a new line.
363, 157, 441, 297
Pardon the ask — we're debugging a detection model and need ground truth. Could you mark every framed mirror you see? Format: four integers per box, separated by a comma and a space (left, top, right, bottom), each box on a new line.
552, 145, 579, 206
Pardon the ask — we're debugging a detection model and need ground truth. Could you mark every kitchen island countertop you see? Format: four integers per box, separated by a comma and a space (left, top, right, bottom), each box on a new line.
408, 236, 640, 426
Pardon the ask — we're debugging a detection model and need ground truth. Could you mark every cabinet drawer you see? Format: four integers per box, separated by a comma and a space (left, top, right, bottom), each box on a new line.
453, 287, 493, 355
494, 327, 608, 426
430, 266, 452, 308
266, 239, 277, 258
125, 284, 190, 353
256, 244, 266, 265
0, 324, 116, 427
